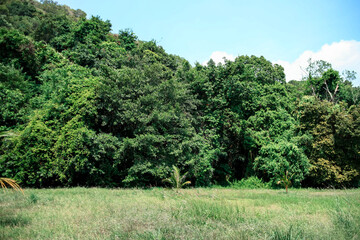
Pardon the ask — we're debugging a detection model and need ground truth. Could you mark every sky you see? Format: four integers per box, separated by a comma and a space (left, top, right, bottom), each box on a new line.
56, 0, 360, 85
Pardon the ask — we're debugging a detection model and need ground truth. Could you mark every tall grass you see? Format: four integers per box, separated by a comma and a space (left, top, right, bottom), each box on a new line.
330, 194, 360, 239
180, 199, 245, 222
272, 225, 304, 240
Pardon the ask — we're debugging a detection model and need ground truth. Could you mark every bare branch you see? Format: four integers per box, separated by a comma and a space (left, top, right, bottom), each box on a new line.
323, 80, 334, 102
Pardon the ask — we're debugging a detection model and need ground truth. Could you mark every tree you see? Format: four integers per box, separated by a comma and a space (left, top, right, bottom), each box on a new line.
320, 69, 342, 102
298, 97, 360, 187
303, 59, 359, 104
73, 16, 111, 44
118, 28, 138, 51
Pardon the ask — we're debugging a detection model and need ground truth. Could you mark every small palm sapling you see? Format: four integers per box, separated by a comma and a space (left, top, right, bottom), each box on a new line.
277, 170, 294, 194
162, 165, 191, 189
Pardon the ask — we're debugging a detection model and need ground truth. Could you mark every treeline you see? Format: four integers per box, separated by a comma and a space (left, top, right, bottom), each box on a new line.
0, 0, 359, 188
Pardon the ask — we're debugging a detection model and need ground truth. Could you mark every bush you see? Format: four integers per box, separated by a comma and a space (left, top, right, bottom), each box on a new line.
230, 176, 270, 189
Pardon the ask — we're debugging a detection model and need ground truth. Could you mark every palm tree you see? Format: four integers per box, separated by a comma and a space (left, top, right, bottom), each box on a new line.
162, 165, 191, 189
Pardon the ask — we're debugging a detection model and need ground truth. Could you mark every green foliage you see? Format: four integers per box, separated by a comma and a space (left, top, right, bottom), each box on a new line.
95, 56, 200, 186
34, 14, 72, 43
0, 0, 359, 188
0, 28, 39, 77
74, 16, 111, 44
2, 116, 55, 186
304, 59, 360, 105
0, 63, 32, 128
118, 28, 138, 51
254, 141, 309, 187
230, 176, 270, 189
298, 97, 360, 187
6, 0, 36, 17
53, 117, 121, 186
185, 134, 215, 186
38, 64, 98, 124
185, 55, 294, 184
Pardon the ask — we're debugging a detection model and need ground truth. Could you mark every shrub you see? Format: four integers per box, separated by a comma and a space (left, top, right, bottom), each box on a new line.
230, 176, 270, 189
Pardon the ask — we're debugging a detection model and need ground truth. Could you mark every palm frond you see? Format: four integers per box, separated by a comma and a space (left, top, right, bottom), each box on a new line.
0, 177, 24, 195
162, 177, 175, 186
181, 171, 188, 182
182, 181, 191, 187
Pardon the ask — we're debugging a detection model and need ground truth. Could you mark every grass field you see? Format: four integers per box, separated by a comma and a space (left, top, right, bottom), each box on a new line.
1, 188, 359, 239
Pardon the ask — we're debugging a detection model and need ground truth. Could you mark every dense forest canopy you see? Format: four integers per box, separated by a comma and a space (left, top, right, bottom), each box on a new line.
0, 0, 359, 188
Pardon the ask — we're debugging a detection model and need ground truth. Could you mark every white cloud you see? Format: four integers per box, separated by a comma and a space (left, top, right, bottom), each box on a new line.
203, 51, 235, 65
274, 40, 360, 86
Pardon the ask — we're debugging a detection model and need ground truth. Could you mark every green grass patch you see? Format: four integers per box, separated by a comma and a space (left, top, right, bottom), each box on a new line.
0, 188, 359, 239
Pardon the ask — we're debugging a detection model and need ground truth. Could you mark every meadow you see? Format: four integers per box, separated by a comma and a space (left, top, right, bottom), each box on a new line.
1, 188, 359, 240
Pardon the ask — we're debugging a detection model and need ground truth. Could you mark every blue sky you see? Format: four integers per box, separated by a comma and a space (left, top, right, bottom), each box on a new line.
56, 0, 360, 85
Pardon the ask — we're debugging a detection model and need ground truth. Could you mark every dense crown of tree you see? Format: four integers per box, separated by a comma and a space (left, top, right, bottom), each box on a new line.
0, 0, 359, 188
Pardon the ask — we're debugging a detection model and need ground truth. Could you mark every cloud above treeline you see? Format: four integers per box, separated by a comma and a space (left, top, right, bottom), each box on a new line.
275, 40, 360, 86
202, 51, 235, 65
204, 40, 360, 86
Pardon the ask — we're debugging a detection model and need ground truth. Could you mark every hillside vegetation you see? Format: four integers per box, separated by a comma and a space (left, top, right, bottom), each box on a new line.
0, 0, 359, 188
